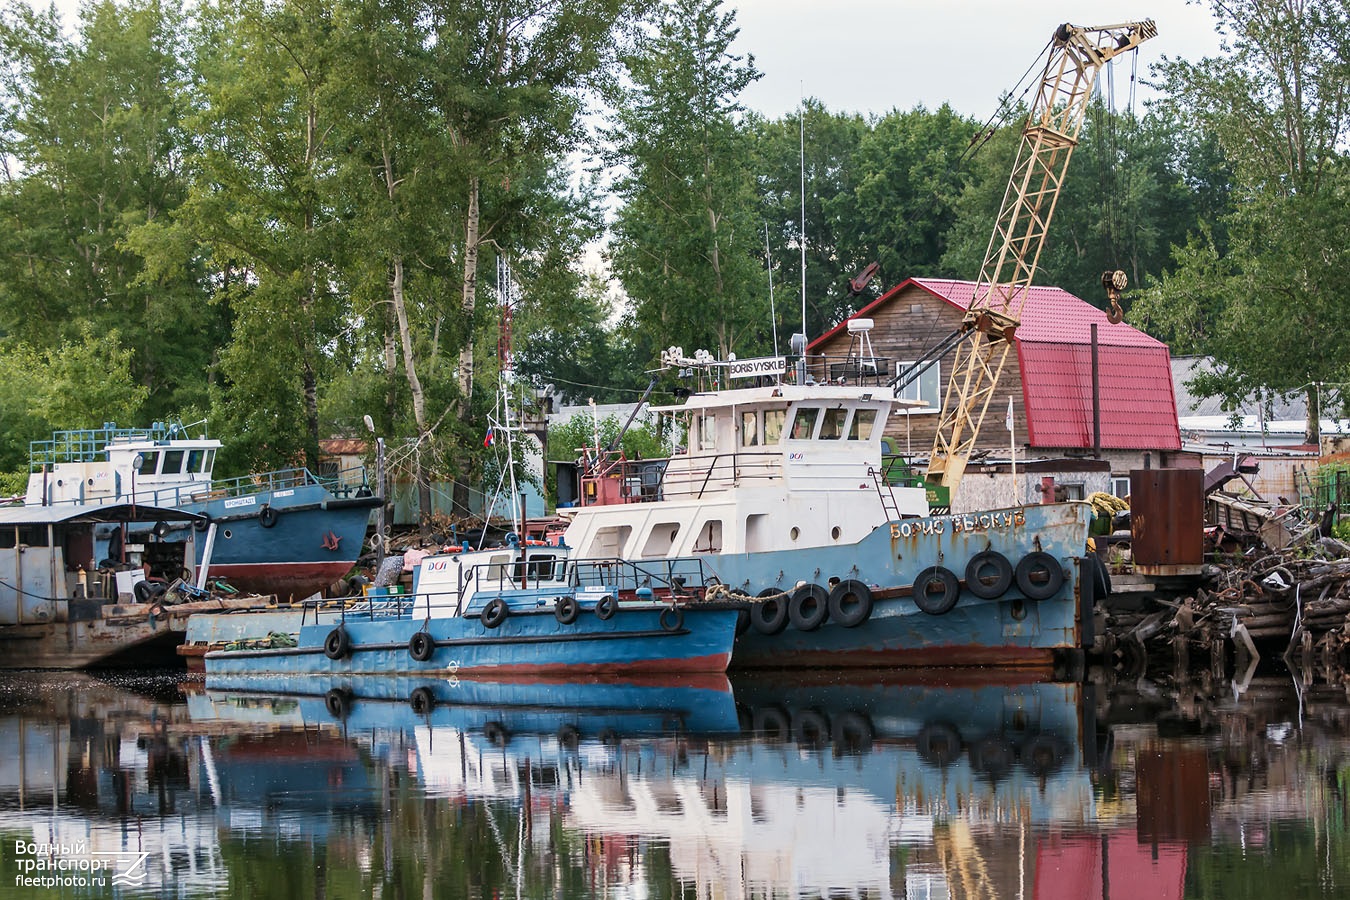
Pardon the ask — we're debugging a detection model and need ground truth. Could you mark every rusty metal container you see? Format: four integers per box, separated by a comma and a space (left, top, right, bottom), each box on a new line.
1130, 468, 1204, 576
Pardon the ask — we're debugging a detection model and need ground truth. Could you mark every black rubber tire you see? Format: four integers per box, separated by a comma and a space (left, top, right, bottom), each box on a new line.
659, 606, 684, 632
831, 711, 875, 756
594, 594, 618, 621
1015, 552, 1065, 601
193, 513, 211, 532
323, 626, 350, 660
258, 505, 278, 528
408, 630, 435, 662
324, 688, 351, 720
750, 595, 789, 635
969, 737, 1015, 779
557, 724, 580, 751
788, 583, 829, 631
554, 595, 579, 625
734, 607, 751, 635
1021, 734, 1067, 776
965, 551, 1014, 599
792, 709, 829, 749
827, 579, 873, 628
483, 721, 509, 747
1089, 554, 1112, 597
752, 706, 790, 742
481, 598, 509, 628
916, 722, 962, 767
409, 686, 436, 716
913, 566, 960, 616
134, 580, 156, 603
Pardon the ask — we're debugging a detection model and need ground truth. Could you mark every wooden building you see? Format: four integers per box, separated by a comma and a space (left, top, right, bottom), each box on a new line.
809, 278, 1188, 506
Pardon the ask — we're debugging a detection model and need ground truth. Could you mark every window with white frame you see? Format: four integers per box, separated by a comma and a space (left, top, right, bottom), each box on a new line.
894, 361, 941, 413
1111, 476, 1130, 498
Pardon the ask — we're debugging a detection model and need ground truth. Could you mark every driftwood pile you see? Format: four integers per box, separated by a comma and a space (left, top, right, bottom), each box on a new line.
1102, 536, 1350, 672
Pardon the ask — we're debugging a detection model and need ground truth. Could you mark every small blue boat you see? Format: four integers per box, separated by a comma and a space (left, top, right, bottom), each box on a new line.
201, 540, 743, 678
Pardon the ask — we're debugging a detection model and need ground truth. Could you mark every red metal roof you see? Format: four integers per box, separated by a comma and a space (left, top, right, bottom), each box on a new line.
810, 277, 1181, 451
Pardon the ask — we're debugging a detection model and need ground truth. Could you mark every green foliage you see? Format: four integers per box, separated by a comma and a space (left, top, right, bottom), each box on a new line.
546, 412, 674, 464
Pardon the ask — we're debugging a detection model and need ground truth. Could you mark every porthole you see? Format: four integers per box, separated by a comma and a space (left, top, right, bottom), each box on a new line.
831, 526, 841, 540
222, 529, 233, 539
790, 527, 800, 541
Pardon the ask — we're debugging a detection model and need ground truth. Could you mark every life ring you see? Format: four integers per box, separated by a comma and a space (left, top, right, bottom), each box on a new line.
481, 597, 509, 628
913, 566, 960, 616
409, 686, 436, 715
258, 505, 279, 528
193, 513, 211, 532
594, 594, 618, 621
750, 595, 789, 635
827, 580, 873, 628
788, 583, 829, 631
324, 626, 351, 660
916, 722, 962, 767
659, 606, 684, 632
408, 630, 436, 662
324, 688, 351, 720
832, 711, 875, 756
792, 709, 829, 749
1015, 552, 1065, 601
554, 595, 579, 625
965, 551, 1014, 599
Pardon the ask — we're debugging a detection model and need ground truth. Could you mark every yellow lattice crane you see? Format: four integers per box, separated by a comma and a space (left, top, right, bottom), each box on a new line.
916, 20, 1157, 502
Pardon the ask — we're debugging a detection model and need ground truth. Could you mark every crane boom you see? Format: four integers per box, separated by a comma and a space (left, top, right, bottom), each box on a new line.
924, 20, 1157, 500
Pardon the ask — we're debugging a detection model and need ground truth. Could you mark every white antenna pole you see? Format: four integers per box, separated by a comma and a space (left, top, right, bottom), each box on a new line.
799, 88, 807, 345
765, 223, 779, 359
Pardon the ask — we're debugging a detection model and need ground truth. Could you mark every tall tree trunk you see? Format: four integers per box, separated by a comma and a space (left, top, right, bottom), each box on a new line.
390, 255, 433, 527
452, 175, 481, 518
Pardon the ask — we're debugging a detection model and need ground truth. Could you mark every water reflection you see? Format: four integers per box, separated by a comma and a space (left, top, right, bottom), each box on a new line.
0, 667, 1347, 898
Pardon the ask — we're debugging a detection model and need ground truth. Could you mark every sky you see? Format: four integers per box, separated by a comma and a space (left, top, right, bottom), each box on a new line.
730, 0, 1225, 120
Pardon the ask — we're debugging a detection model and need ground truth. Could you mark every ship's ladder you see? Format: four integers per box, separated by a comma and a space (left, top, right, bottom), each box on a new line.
869, 466, 903, 522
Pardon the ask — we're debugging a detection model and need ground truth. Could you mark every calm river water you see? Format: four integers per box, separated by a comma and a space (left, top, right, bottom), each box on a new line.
0, 664, 1347, 899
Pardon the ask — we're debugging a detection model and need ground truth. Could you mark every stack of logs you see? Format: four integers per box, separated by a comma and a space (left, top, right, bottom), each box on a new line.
1102, 537, 1350, 670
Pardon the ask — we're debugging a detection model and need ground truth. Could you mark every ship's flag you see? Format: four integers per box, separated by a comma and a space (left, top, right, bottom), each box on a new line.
1005, 397, 1014, 432
483, 427, 495, 448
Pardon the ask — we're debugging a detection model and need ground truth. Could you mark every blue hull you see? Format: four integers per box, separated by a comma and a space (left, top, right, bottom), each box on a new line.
194, 673, 741, 736
203, 605, 740, 678
710, 502, 1094, 668
171, 485, 377, 598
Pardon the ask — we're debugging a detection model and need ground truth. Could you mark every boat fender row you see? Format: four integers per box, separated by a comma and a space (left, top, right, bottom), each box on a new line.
911, 551, 1067, 616
748, 581, 874, 635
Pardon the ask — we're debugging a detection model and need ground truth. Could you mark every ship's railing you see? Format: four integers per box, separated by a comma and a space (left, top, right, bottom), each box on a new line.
29, 422, 184, 468
197, 464, 370, 501
796, 353, 895, 388
580, 450, 783, 505
571, 556, 715, 597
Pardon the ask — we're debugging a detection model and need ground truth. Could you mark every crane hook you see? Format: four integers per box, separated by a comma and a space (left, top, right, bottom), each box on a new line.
1101, 270, 1127, 324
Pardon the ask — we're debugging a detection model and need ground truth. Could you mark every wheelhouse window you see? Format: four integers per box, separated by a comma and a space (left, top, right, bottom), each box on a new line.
186, 449, 208, 473
764, 409, 786, 444
162, 450, 185, 474
849, 409, 878, 440
819, 407, 847, 440
740, 411, 759, 447
698, 414, 718, 451
789, 407, 820, 440
138, 452, 159, 475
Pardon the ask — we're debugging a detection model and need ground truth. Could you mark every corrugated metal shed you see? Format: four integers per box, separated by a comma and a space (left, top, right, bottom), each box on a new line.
810, 277, 1181, 452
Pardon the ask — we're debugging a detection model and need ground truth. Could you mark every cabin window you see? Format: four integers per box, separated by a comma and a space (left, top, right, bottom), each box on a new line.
819, 407, 847, 440
515, 553, 561, 583
162, 450, 185, 474
17, 526, 49, 547
138, 452, 159, 475
693, 519, 723, 553
641, 523, 681, 558
895, 361, 941, 413
740, 411, 759, 447
482, 553, 514, 585
849, 409, 878, 440
789, 407, 820, 440
204, 449, 216, 473
698, 414, 718, 451
0, 528, 14, 549
764, 409, 785, 444
186, 450, 208, 473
